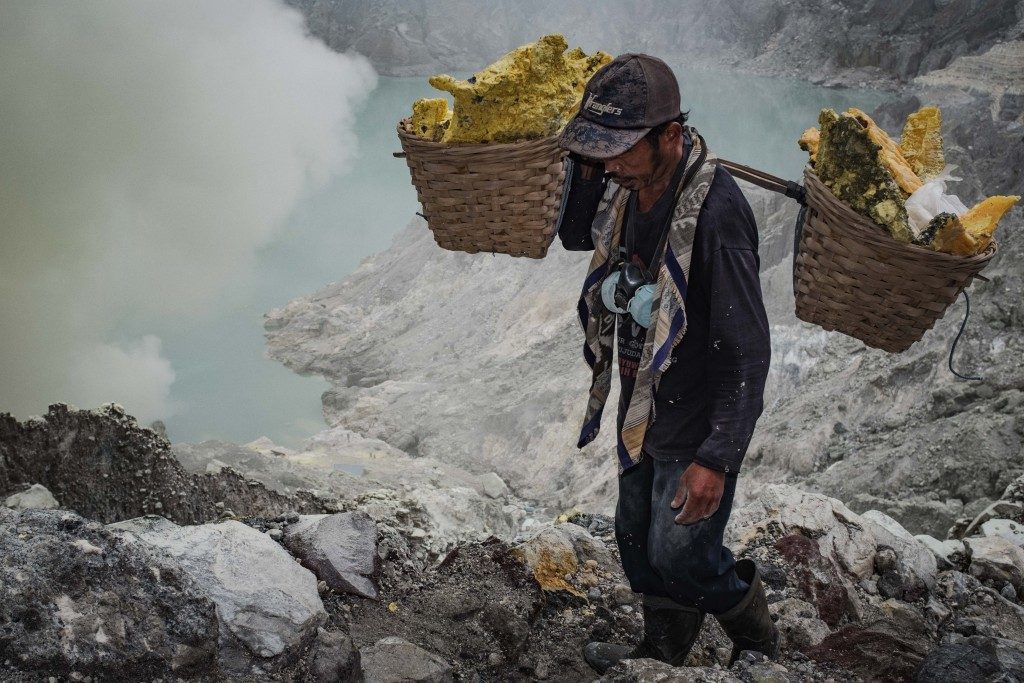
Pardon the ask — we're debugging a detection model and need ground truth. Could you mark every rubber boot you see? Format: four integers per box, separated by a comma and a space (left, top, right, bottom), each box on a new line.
583, 595, 705, 674
715, 559, 780, 665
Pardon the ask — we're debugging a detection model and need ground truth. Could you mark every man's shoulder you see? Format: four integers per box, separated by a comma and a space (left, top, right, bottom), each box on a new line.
697, 165, 758, 253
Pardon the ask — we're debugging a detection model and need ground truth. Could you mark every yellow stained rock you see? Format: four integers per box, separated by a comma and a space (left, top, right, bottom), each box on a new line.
798, 127, 820, 162
846, 108, 923, 195
512, 544, 584, 597
900, 106, 945, 181
410, 34, 611, 144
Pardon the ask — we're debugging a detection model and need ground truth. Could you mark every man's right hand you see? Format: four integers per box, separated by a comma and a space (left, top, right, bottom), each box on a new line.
671, 462, 726, 525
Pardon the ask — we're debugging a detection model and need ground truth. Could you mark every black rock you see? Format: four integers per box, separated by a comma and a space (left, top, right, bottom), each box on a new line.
759, 562, 789, 590
875, 545, 900, 574
877, 570, 905, 600
913, 644, 1001, 682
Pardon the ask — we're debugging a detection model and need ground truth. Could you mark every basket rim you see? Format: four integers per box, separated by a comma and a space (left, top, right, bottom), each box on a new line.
803, 167, 998, 266
396, 117, 563, 152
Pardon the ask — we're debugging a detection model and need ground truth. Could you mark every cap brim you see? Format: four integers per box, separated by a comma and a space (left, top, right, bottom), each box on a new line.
558, 115, 650, 160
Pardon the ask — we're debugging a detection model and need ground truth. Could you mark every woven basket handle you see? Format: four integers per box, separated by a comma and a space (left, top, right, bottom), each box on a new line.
719, 158, 806, 204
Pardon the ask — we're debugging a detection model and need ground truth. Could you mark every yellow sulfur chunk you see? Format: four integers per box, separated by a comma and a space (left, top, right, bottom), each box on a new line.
957, 195, 1019, 254
900, 106, 945, 181
410, 98, 452, 142
799, 127, 820, 162
846, 108, 923, 195
931, 216, 976, 255
412, 34, 611, 144
814, 109, 912, 242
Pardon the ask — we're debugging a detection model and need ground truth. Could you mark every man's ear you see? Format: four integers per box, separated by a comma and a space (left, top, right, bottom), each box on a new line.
664, 121, 683, 143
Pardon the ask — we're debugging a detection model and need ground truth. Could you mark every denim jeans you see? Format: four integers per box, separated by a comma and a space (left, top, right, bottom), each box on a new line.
615, 455, 749, 615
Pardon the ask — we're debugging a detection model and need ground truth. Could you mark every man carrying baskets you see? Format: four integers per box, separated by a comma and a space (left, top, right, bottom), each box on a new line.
556, 53, 778, 673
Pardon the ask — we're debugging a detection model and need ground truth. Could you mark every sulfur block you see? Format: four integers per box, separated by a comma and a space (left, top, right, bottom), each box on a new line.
815, 109, 912, 243
900, 106, 945, 181
410, 98, 452, 142
846, 108, 922, 195
956, 195, 1019, 254
410, 34, 611, 144
916, 212, 958, 249
799, 127, 820, 163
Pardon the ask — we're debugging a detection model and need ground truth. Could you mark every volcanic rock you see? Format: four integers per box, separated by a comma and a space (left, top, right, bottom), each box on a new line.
0, 507, 219, 679
360, 636, 453, 683
109, 515, 327, 674
283, 511, 380, 599
3, 483, 59, 510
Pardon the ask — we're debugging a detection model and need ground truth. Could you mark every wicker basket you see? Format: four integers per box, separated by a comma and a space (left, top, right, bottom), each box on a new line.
396, 118, 566, 258
794, 168, 997, 353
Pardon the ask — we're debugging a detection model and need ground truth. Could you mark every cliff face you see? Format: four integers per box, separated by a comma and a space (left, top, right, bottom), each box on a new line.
286, 0, 1024, 84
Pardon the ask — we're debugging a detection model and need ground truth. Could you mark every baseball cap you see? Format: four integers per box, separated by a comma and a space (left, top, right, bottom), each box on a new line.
559, 53, 682, 160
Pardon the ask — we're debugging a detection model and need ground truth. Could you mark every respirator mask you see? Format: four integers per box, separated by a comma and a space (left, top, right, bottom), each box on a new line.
601, 262, 657, 328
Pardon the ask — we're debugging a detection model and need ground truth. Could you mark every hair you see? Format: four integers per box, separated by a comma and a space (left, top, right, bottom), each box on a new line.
643, 111, 690, 148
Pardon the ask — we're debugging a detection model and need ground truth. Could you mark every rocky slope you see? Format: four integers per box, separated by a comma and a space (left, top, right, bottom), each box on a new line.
0, 404, 331, 524
6, 407, 1024, 681
286, 0, 1024, 86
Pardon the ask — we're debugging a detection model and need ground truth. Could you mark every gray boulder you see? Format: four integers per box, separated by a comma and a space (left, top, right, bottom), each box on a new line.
283, 511, 379, 599
0, 508, 219, 679
981, 519, 1024, 548
914, 534, 970, 572
961, 501, 1024, 539
769, 598, 831, 649
966, 536, 1024, 592
861, 509, 938, 590
110, 516, 326, 675
729, 485, 878, 579
308, 627, 361, 683
3, 483, 59, 510
360, 637, 453, 683
479, 472, 509, 499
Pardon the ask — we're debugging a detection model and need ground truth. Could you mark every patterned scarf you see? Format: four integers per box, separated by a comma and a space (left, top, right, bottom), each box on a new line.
575, 130, 718, 472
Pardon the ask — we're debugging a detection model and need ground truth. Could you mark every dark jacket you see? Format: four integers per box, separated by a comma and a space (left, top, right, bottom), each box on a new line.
557, 151, 771, 474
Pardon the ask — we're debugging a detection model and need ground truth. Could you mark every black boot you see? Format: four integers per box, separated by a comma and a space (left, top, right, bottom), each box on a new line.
715, 559, 780, 665
583, 595, 705, 674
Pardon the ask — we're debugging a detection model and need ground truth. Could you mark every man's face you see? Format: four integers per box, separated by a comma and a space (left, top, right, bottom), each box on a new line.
602, 139, 662, 191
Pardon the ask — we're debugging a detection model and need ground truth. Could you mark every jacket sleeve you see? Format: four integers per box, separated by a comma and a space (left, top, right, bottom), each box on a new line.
556, 154, 606, 251
692, 246, 771, 474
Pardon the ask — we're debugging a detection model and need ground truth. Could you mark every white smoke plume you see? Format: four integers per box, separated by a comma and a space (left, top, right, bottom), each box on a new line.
0, 1, 376, 423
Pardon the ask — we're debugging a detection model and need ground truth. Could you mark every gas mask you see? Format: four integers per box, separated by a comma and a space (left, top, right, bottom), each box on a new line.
600, 262, 657, 328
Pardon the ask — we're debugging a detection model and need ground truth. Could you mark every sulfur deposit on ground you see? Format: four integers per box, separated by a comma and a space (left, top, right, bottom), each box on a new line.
409, 34, 611, 144
802, 106, 1018, 255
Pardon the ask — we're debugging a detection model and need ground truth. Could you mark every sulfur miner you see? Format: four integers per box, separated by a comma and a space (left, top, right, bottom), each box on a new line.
409, 34, 611, 144
555, 54, 778, 674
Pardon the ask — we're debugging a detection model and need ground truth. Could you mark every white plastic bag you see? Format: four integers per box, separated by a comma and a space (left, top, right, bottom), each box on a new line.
905, 164, 969, 237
